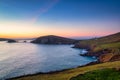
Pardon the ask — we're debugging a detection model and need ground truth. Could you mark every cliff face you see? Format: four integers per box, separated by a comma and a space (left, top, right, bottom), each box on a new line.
74, 32, 120, 63
31, 35, 78, 44
98, 53, 120, 63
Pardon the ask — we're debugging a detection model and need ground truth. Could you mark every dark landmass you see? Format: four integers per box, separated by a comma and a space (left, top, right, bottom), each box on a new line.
7, 39, 16, 43
74, 32, 120, 63
0, 38, 13, 41
0, 38, 16, 43
31, 35, 78, 44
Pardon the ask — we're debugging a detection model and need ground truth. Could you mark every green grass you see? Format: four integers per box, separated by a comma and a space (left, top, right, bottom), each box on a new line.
76, 32, 120, 50
70, 68, 120, 80
12, 61, 120, 80
93, 42, 120, 52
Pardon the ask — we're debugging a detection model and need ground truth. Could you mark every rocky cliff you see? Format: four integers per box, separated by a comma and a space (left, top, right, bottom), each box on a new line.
74, 32, 120, 63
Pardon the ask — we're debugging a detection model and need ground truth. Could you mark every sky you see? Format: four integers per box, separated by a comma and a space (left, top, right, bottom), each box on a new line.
0, 0, 120, 39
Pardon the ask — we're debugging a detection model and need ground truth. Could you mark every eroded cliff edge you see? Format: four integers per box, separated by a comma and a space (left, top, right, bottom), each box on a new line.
74, 32, 120, 63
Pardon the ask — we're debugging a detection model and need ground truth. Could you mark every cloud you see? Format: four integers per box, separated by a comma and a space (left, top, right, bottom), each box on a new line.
30, 0, 60, 24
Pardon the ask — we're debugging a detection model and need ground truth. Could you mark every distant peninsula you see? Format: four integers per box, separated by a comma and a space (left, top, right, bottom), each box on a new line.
0, 38, 16, 43
31, 35, 78, 44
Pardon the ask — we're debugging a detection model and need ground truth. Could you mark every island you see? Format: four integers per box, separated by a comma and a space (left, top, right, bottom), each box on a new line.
31, 35, 78, 44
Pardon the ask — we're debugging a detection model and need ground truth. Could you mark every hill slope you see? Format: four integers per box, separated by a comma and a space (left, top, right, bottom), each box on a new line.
74, 32, 120, 49
74, 32, 120, 62
31, 35, 78, 44
70, 68, 120, 80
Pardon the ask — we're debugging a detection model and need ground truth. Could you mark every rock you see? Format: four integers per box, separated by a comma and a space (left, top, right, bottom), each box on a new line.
0, 38, 16, 43
7, 40, 16, 43
98, 53, 120, 63
80, 50, 104, 57
31, 35, 78, 44
24, 41, 27, 43
73, 42, 91, 50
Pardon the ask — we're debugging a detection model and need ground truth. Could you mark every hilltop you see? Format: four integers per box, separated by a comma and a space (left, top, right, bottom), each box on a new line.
31, 35, 78, 44
74, 32, 120, 49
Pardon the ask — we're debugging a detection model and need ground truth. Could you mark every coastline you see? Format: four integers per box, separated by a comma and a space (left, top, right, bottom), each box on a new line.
6, 47, 98, 80
7, 60, 98, 80
6, 32, 120, 80
6, 47, 119, 80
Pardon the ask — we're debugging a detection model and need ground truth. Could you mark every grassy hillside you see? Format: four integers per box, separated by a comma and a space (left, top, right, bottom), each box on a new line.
11, 61, 120, 80
74, 32, 120, 63
70, 68, 120, 80
74, 32, 120, 50
93, 42, 120, 52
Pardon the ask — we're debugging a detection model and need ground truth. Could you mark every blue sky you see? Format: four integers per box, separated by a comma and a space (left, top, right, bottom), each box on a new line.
0, 0, 120, 39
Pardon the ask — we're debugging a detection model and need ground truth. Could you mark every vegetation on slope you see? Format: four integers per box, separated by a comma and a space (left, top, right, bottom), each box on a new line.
75, 32, 120, 63
70, 68, 120, 80
93, 42, 120, 52
11, 61, 120, 80
74, 32, 120, 50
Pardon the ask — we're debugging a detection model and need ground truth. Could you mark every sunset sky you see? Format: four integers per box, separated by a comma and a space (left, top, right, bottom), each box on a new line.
0, 0, 120, 39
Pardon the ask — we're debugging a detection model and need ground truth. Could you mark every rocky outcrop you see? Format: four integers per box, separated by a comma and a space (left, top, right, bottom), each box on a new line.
80, 49, 112, 57
81, 48, 120, 63
7, 39, 16, 43
74, 32, 120, 63
98, 53, 120, 63
31, 35, 78, 44
73, 42, 91, 50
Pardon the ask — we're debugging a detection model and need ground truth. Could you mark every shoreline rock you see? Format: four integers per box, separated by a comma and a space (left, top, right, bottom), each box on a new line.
7, 40, 16, 43
75, 32, 120, 63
